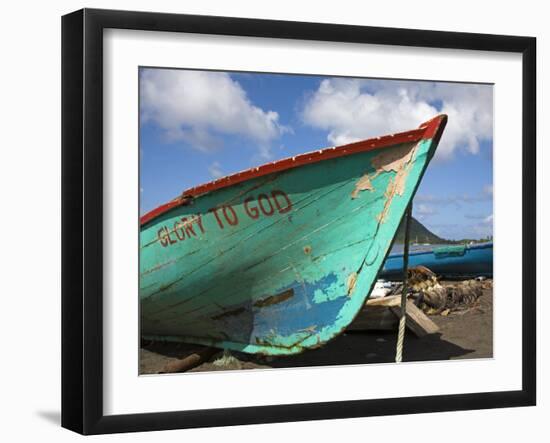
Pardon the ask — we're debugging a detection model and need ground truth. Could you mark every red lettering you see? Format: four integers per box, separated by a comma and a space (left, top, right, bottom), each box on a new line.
223, 205, 238, 225
182, 217, 196, 237
272, 190, 292, 214
244, 197, 259, 219
158, 215, 206, 249
174, 221, 186, 241
209, 207, 224, 229
167, 228, 177, 245
195, 214, 205, 234
258, 193, 274, 216
158, 228, 169, 247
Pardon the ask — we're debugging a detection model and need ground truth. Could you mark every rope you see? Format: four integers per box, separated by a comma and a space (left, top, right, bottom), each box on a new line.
395, 315, 407, 363
395, 203, 412, 363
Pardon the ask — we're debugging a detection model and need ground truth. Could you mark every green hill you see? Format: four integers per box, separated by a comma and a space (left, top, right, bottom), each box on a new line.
393, 216, 447, 244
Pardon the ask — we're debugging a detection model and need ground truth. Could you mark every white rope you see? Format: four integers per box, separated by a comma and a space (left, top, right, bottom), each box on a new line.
395, 314, 406, 363
395, 203, 412, 363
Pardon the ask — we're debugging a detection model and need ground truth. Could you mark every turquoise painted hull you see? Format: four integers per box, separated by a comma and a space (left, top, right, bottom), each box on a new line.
381, 242, 493, 280
140, 116, 447, 355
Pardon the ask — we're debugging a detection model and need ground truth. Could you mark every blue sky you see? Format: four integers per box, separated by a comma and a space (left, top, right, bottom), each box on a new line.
140, 68, 493, 240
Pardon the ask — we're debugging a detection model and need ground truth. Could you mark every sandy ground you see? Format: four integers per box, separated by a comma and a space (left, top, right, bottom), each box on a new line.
140, 283, 492, 374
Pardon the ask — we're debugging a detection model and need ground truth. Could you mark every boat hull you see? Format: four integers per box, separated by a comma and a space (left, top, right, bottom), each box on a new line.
140, 117, 446, 355
380, 242, 493, 280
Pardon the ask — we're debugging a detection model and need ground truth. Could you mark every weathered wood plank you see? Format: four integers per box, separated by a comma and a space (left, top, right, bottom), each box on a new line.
390, 300, 439, 337
365, 295, 401, 307
348, 296, 439, 336
158, 347, 219, 374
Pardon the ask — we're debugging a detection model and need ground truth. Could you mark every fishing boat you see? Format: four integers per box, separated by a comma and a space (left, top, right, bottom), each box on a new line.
140, 115, 448, 355
380, 242, 493, 280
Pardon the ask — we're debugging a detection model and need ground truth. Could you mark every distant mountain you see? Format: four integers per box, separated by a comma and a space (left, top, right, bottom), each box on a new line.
393, 216, 447, 244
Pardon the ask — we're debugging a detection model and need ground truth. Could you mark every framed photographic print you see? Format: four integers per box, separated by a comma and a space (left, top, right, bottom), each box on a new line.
61, 8, 536, 435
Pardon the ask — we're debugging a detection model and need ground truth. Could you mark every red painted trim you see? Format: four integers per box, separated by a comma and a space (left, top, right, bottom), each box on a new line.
141, 115, 447, 226
419, 114, 447, 140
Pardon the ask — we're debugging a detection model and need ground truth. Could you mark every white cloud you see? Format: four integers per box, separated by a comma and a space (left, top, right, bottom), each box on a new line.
208, 161, 224, 179
301, 78, 493, 161
415, 203, 437, 217
483, 214, 493, 224
140, 69, 287, 159
464, 213, 493, 224
472, 214, 493, 238
416, 191, 492, 207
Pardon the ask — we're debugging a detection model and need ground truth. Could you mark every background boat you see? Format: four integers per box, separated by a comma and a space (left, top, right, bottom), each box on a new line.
380, 241, 493, 280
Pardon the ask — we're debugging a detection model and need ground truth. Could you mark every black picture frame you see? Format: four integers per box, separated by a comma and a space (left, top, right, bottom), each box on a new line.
61, 8, 536, 435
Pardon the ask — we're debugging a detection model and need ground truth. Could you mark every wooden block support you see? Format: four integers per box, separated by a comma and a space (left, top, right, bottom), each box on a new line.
365, 295, 401, 307
348, 296, 439, 337
348, 304, 399, 331
390, 300, 439, 337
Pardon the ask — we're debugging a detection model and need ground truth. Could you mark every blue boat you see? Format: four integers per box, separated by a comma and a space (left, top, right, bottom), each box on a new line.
380, 242, 493, 280
140, 115, 447, 355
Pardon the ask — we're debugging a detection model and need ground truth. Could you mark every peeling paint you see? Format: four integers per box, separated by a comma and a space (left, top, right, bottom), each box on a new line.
371, 142, 417, 173
351, 174, 374, 198
347, 272, 358, 296
377, 176, 397, 223
254, 288, 294, 308
312, 273, 345, 303
298, 325, 317, 333
350, 142, 417, 201
374, 142, 419, 223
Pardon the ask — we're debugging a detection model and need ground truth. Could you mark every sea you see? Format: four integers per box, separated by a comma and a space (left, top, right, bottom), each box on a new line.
389, 243, 448, 255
